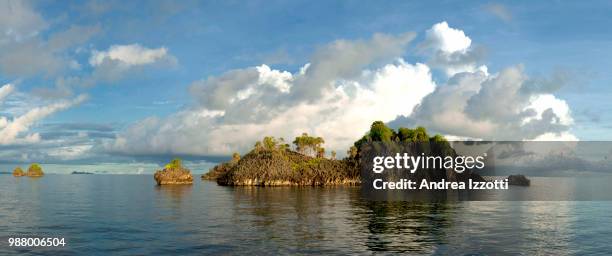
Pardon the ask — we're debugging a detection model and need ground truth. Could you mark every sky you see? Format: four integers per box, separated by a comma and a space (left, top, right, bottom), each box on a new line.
1, 0, 612, 173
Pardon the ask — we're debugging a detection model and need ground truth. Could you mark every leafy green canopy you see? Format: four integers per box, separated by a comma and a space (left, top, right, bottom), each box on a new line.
165, 158, 183, 170
29, 163, 42, 172
354, 121, 447, 149
244, 121, 446, 161
292, 133, 325, 157
254, 136, 289, 152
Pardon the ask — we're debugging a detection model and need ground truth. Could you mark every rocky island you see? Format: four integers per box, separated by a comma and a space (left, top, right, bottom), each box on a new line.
12, 167, 25, 177
212, 135, 359, 186
154, 158, 194, 185
27, 163, 44, 177
204, 121, 488, 186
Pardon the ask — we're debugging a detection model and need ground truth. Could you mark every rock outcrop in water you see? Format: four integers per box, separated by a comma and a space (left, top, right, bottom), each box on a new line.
26, 164, 44, 177
209, 136, 359, 186
12, 167, 25, 177
154, 158, 193, 185
507, 174, 530, 186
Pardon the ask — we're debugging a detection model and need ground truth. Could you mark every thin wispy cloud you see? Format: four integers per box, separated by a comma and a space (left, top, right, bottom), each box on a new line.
484, 3, 513, 23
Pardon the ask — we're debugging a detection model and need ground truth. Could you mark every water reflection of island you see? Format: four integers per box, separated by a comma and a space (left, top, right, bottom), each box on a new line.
357, 201, 456, 253
155, 184, 193, 204
228, 186, 459, 254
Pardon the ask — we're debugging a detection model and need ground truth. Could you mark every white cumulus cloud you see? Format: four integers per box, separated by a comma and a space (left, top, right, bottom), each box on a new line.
395, 65, 576, 140
425, 21, 471, 54
423, 21, 487, 76
524, 94, 573, 126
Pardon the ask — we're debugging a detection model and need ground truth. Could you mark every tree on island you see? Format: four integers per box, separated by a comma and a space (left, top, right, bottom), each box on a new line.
248, 134, 330, 159
165, 158, 183, 170
347, 146, 358, 158
316, 147, 325, 158
254, 136, 288, 153
243, 121, 446, 162
397, 126, 430, 142
353, 121, 449, 157
155, 158, 193, 185
231, 152, 241, 163
293, 133, 325, 157
369, 121, 394, 142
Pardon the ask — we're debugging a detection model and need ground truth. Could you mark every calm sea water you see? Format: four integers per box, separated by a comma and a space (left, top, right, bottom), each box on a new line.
1, 175, 612, 255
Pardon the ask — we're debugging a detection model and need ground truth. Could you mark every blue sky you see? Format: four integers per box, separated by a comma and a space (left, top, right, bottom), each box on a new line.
1, 0, 611, 173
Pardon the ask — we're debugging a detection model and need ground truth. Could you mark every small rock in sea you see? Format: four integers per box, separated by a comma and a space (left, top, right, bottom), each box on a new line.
26, 164, 44, 177
12, 167, 25, 177
153, 158, 193, 185
507, 174, 530, 186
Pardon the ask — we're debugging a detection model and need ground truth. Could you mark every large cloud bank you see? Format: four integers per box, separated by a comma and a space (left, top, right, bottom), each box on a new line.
108, 22, 576, 157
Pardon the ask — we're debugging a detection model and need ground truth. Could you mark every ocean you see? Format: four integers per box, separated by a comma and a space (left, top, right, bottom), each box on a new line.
1, 174, 611, 255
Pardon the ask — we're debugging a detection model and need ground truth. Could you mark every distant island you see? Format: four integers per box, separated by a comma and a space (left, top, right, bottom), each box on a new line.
507, 174, 530, 186
203, 121, 489, 186
71, 171, 95, 175
154, 158, 194, 185
13, 164, 44, 177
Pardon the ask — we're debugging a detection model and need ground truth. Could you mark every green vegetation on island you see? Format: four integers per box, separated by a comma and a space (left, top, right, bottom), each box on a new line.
154, 158, 194, 185
354, 121, 448, 148
356, 121, 485, 184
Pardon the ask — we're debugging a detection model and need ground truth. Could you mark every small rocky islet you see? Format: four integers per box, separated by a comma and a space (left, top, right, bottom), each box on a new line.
12, 167, 24, 176
12, 164, 44, 177
153, 158, 194, 185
